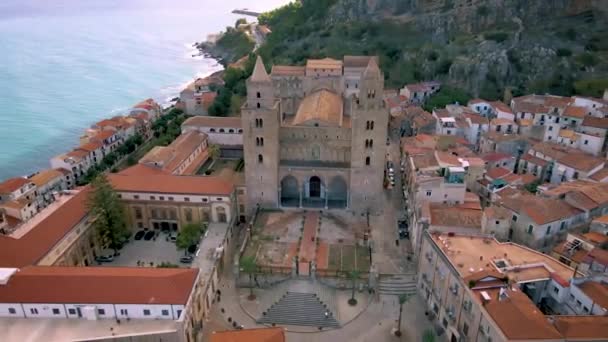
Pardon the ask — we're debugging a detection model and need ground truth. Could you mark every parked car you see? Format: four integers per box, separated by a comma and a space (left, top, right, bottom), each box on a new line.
180, 255, 194, 263
399, 230, 409, 239
143, 230, 155, 241
134, 230, 145, 240
398, 220, 408, 229
166, 234, 177, 242
95, 255, 114, 263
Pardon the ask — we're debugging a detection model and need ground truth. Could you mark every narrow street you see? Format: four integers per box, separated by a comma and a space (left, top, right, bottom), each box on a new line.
370, 129, 415, 274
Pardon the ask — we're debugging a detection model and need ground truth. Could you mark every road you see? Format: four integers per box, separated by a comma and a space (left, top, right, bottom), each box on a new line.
370, 128, 415, 274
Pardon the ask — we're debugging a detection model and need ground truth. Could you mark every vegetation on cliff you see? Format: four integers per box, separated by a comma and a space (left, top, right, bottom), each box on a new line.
255, 0, 608, 100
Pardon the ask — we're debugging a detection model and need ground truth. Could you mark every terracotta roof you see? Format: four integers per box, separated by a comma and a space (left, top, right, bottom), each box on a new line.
0, 177, 30, 193
558, 153, 604, 172
210, 328, 286, 342
292, 89, 343, 126
29, 169, 63, 187
500, 194, 581, 225
410, 154, 439, 169
563, 105, 587, 118
250, 56, 271, 83
586, 248, 608, 266
558, 129, 578, 140
79, 141, 103, 152
486, 167, 511, 180
551, 315, 608, 339
464, 113, 488, 125
578, 281, 608, 309
481, 152, 512, 163
0, 198, 31, 210
490, 101, 512, 113
95, 119, 121, 128
0, 188, 89, 268
483, 289, 563, 340
468, 98, 488, 105
582, 116, 608, 129
463, 269, 506, 284
592, 214, 608, 224
109, 171, 233, 196
582, 232, 608, 246
490, 118, 515, 126
343, 55, 379, 68
182, 116, 242, 129
140, 131, 208, 173
270, 65, 305, 76
0, 266, 198, 305
306, 58, 342, 70
542, 180, 608, 207
530, 142, 573, 160
93, 130, 116, 141
429, 204, 482, 229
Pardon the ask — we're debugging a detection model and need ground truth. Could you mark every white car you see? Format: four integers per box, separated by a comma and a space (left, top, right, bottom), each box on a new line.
388, 167, 394, 173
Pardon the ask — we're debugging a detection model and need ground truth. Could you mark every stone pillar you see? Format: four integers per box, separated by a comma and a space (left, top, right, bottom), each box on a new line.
346, 189, 349, 209
325, 190, 329, 209
299, 189, 303, 208
278, 187, 281, 207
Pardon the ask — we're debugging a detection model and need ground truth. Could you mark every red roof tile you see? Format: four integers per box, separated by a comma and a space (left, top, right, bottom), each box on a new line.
0, 177, 30, 193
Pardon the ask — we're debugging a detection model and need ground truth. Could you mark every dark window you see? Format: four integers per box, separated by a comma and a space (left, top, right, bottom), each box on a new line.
143, 309, 150, 316
256, 102, 260, 109
98, 309, 105, 315
8, 308, 16, 314
150, 196, 156, 200
134, 195, 139, 199
52, 308, 60, 315
258, 154, 263, 163
463, 323, 469, 336
219, 128, 225, 133
365, 156, 370, 165
68, 308, 76, 315
184, 197, 190, 202
177, 310, 182, 318
512, 215, 517, 222
159, 196, 165, 201
256, 91, 261, 98
162, 309, 169, 316
229, 129, 234, 133
30, 308, 38, 315
168, 197, 174, 201
210, 128, 216, 132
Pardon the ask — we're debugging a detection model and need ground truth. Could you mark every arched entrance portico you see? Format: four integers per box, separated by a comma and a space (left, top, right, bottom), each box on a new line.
328, 176, 347, 209
280, 176, 299, 207
303, 176, 325, 208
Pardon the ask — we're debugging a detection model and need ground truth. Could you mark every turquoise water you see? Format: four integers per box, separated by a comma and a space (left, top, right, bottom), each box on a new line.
0, 0, 287, 179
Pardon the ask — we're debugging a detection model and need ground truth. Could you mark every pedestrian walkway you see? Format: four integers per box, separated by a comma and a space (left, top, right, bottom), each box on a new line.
257, 292, 340, 328
299, 212, 319, 275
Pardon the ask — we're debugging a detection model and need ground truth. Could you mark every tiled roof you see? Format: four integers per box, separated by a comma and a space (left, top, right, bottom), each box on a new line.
582, 116, 608, 129
490, 101, 512, 113
578, 281, 608, 309
79, 141, 103, 152
0, 266, 198, 305
542, 180, 608, 207
0, 177, 30, 193
486, 167, 512, 180
490, 118, 515, 126
250, 56, 271, 83
140, 131, 208, 173
29, 169, 63, 187
558, 153, 604, 172
551, 316, 608, 339
270, 65, 305, 76
210, 328, 286, 342
293, 90, 343, 126
521, 153, 549, 167
343, 55, 379, 68
182, 116, 242, 129
429, 204, 482, 229
500, 194, 581, 225
563, 105, 587, 118
93, 130, 116, 141
306, 58, 342, 70
0, 189, 89, 268
481, 152, 512, 163
109, 171, 233, 196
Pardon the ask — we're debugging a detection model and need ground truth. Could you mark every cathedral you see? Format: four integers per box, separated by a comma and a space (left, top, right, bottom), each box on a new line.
241, 55, 389, 215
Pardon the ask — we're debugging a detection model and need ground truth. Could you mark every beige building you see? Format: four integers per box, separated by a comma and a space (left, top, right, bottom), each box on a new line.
139, 131, 210, 175
109, 165, 235, 232
418, 232, 608, 342
241, 56, 389, 214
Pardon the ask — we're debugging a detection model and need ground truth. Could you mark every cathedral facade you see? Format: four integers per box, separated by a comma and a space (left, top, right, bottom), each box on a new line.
241, 56, 388, 215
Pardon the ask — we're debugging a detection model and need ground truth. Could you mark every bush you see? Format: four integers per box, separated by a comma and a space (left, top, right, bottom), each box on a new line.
573, 78, 608, 98
575, 52, 598, 67
556, 48, 572, 57
423, 86, 471, 112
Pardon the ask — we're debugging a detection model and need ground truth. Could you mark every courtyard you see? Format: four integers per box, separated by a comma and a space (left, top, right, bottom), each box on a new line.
243, 210, 371, 274
96, 233, 187, 268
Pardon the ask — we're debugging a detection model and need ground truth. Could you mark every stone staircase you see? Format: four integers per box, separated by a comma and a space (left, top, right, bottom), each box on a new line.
377, 274, 417, 296
257, 291, 340, 328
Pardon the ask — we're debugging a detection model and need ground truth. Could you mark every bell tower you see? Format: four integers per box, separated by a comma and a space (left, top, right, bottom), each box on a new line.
242, 56, 280, 212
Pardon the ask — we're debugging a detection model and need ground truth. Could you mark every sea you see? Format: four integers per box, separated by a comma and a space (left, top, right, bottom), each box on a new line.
0, 0, 289, 179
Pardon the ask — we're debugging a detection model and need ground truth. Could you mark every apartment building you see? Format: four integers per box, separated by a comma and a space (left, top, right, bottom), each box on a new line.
418, 232, 608, 342
29, 168, 66, 208
551, 232, 608, 272
498, 193, 585, 251
0, 177, 38, 226
539, 180, 608, 221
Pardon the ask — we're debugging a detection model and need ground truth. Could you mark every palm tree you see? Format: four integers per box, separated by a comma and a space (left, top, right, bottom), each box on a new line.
348, 270, 360, 306
395, 293, 411, 337
422, 329, 435, 342
240, 256, 257, 300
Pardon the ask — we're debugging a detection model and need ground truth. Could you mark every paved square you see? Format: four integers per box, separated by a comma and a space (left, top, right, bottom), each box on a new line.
98, 235, 185, 267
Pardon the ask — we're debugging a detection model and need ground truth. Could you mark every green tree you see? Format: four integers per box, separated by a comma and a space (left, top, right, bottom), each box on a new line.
87, 174, 130, 254
207, 144, 220, 161
422, 329, 436, 342
240, 256, 258, 300
348, 270, 360, 306
157, 262, 179, 268
235, 18, 247, 28
176, 222, 203, 255
423, 86, 471, 112
395, 294, 412, 337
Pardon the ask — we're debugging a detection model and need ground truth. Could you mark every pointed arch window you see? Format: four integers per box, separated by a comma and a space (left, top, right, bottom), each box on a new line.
258, 154, 263, 163
365, 156, 371, 165
256, 91, 261, 98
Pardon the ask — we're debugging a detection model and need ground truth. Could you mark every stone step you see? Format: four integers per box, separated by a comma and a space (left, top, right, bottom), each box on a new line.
258, 291, 340, 328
